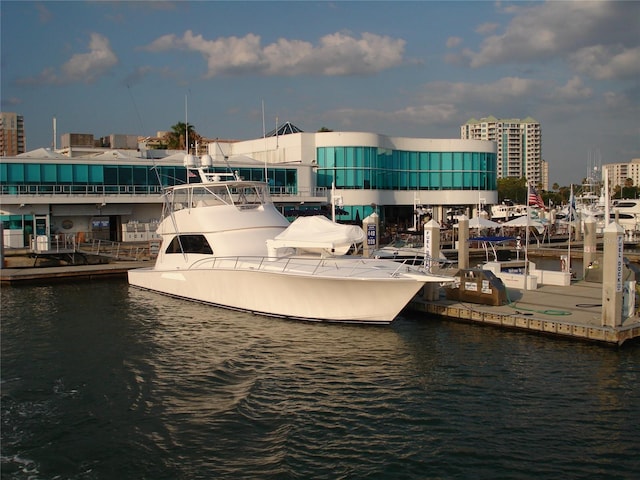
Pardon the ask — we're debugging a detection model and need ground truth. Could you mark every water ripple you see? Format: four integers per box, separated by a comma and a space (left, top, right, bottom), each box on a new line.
1, 283, 639, 479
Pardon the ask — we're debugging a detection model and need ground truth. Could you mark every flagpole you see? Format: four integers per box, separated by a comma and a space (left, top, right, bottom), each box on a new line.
568, 184, 573, 275
525, 180, 530, 289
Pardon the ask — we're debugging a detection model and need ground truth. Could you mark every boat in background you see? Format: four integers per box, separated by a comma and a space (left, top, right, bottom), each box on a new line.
128, 164, 454, 324
491, 200, 527, 222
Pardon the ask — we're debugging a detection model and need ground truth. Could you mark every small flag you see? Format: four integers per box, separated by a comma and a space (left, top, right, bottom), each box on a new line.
528, 184, 545, 209
188, 170, 197, 178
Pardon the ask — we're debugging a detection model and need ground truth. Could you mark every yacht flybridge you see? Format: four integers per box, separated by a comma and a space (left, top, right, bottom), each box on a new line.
128, 166, 454, 324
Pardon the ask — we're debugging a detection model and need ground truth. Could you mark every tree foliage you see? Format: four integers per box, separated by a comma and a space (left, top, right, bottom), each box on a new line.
163, 122, 201, 151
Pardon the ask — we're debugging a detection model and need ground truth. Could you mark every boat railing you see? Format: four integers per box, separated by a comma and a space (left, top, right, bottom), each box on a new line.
187, 255, 423, 277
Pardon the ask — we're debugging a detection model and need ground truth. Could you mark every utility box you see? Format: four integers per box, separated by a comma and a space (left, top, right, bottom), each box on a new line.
445, 269, 507, 306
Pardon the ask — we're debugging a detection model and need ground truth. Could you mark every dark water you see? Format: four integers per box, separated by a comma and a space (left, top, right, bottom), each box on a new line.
1, 280, 639, 480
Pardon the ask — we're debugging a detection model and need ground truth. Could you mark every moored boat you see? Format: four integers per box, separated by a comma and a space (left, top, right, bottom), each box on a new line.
128, 164, 454, 324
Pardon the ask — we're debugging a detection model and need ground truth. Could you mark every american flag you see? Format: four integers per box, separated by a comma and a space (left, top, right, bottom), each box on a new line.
528, 184, 545, 209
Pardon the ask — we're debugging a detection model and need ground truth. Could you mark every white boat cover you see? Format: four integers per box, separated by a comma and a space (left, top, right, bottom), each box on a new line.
267, 215, 364, 255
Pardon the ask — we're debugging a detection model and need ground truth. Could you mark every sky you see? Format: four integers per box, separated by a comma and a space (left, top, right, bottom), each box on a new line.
1, 1, 638, 186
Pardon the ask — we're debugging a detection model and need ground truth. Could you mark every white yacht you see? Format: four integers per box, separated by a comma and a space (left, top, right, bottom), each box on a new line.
128, 166, 454, 324
490, 200, 527, 222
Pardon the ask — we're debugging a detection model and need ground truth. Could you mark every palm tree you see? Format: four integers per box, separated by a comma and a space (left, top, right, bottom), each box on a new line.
164, 122, 201, 152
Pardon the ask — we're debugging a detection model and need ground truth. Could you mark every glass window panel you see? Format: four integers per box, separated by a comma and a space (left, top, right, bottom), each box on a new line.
324, 147, 335, 168
133, 166, 147, 185
88, 165, 104, 184
353, 168, 363, 188
441, 152, 453, 170
286, 169, 297, 193
7, 164, 25, 182
25, 164, 40, 183
334, 170, 342, 188
464, 152, 473, 170
73, 164, 89, 183
57, 165, 72, 183
430, 153, 440, 171
335, 147, 345, 168
442, 171, 453, 188
363, 147, 372, 168
344, 147, 356, 168
453, 171, 463, 188
104, 166, 118, 185
345, 167, 355, 187
41, 164, 56, 183
430, 171, 440, 188
398, 170, 408, 189
453, 152, 463, 170
409, 172, 418, 189
119, 166, 133, 185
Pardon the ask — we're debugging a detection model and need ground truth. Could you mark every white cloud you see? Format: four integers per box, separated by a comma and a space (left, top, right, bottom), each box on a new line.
323, 103, 458, 131
475, 22, 498, 35
423, 77, 544, 105
569, 45, 640, 80
61, 33, 118, 83
550, 76, 593, 100
142, 30, 406, 77
468, 0, 639, 74
17, 33, 118, 85
446, 36, 463, 48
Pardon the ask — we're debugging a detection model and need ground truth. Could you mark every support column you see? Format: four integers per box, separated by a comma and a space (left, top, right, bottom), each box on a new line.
583, 216, 597, 277
602, 222, 624, 327
362, 212, 379, 258
423, 219, 441, 300
457, 215, 469, 270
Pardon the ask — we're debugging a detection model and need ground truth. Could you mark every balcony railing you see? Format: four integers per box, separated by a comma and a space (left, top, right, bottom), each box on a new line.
0, 184, 329, 200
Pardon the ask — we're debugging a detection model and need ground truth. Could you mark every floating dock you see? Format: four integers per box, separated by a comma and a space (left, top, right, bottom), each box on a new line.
0, 261, 146, 285
409, 281, 640, 346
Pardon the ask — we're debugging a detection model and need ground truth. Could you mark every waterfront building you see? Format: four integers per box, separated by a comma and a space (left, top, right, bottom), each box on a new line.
603, 158, 640, 191
0, 112, 26, 156
1, 125, 497, 248
461, 116, 542, 185
541, 159, 549, 191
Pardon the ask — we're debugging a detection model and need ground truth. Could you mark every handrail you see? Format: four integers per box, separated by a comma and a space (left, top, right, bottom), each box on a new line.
0, 184, 329, 199
187, 255, 427, 278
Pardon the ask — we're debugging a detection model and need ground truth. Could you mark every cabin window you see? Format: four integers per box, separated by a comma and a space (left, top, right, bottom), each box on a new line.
165, 235, 213, 254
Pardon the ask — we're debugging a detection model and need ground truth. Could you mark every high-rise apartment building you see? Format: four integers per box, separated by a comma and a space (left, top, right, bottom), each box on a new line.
603, 158, 640, 190
461, 116, 542, 185
0, 112, 26, 156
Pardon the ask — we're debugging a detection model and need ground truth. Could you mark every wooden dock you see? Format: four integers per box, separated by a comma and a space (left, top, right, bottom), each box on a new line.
409, 281, 640, 346
0, 261, 148, 285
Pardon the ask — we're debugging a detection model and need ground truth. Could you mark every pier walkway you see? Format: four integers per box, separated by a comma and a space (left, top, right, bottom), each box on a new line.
409, 281, 640, 346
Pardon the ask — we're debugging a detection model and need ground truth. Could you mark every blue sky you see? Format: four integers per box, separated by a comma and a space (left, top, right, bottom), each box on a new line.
1, 1, 638, 186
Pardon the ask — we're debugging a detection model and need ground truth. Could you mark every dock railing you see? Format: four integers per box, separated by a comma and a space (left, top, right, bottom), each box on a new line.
29, 233, 152, 261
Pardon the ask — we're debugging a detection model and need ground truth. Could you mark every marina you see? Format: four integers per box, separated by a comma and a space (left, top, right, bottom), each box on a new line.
3, 248, 639, 345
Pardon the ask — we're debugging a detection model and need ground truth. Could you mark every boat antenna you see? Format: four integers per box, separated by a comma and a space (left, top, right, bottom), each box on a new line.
262, 100, 268, 184
185, 93, 189, 155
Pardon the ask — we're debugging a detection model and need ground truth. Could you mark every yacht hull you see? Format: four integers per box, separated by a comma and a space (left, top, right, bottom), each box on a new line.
128, 263, 432, 324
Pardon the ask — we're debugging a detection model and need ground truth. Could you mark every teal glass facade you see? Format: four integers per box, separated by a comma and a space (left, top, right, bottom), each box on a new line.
0, 163, 298, 194
316, 146, 496, 191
